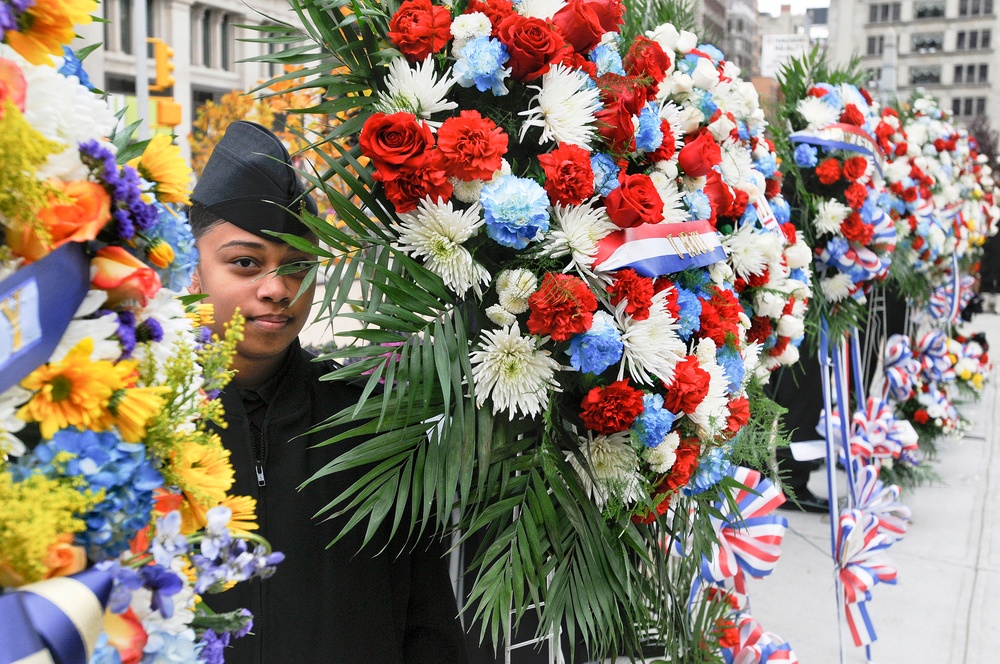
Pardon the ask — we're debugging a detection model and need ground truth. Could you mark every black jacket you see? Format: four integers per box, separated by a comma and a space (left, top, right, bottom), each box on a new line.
207, 341, 469, 663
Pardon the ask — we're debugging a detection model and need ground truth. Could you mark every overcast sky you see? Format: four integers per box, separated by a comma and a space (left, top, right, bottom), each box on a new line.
758, 0, 830, 17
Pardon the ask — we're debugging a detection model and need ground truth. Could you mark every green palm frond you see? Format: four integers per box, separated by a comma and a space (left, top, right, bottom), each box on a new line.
621, 0, 698, 40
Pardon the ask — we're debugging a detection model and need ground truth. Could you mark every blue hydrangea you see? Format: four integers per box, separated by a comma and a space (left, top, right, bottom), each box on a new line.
142, 202, 199, 291
480, 175, 550, 249
794, 144, 819, 168
90, 634, 124, 664
16, 429, 164, 559
631, 393, 676, 448
567, 311, 623, 375
755, 152, 777, 178
678, 54, 699, 75
591, 153, 621, 197
771, 196, 791, 224
675, 286, 702, 340
589, 43, 625, 76
454, 36, 510, 95
717, 344, 745, 393
635, 103, 664, 153
685, 446, 732, 495
58, 46, 95, 90
684, 190, 712, 221
737, 121, 750, 141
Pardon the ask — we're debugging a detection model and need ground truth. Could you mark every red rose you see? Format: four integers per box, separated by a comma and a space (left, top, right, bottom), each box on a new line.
539, 143, 595, 205
436, 110, 508, 181
815, 158, 841, 185
663, 356, 710, 413
913, 409, 930, 424
579, 379, 645, 434
677, 128, 722, 177
703, 170, 735, 225
663, 441, 700, 491
726, 396, 750, 434
839, 103, 866, 126
596, 73, 648, 115
595, 100, 637, 154
603, 173, 664, 228
747, 316, 773, 344
359, 112, 436, 174
844, 182, 868, 210
551, 0, 604, 53
860, 87, 874, 105
464, 0, 515, 33
648, 119, 677, 163
607, 268, 654, 320
842, 155, 868, 182
698, 285, 741, 346
556, 50, 598, 79
584, 0, 624, 31
840, 211, 874, 245
912, 235, 925, 250
496, 14, 568, 81
526, 272, 598, 341
388, 0, 452, 61
624, 36, 671, 88
378, 155, 452, 213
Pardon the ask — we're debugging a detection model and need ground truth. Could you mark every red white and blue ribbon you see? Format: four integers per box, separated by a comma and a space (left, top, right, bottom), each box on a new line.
836, 509, 897, 647
883, 334, 920, 401
917, 329, 955, 383
721, 612, 799, 664
851, 465, 910, 541
925, 253, 962, 324
593, 219, 727, 278
789, 123, 885, 175
700, 467, 788, 595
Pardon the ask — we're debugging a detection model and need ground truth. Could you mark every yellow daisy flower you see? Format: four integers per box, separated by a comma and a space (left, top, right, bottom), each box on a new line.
180, 492, 258, 537
127, 134, 193, 205
5, 0, 97, 66
170, 438, 234, 507
18, 339, 134, 439
105, 386, 172, 443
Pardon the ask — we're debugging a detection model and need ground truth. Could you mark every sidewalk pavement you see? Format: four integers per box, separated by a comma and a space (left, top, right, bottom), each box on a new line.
746, 311, 1000, 663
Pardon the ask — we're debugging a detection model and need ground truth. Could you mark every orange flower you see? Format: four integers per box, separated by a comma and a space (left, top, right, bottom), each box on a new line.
90, 246, 162, 306
5, 0, 97, 66
0, 58, 26, 117
8, 180, 111, 262
42, 533, 87, 579
103, 608, 147, 664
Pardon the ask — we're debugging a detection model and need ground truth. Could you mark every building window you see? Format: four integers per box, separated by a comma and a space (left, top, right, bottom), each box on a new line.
953, 98, 962, 116
955, 64, 964, 82
869, 2, 900, 22
980, 64, 989, 81
201, 10, 212, 67
910, 65, 941, 84
983, 29, 991, 48
867, 35, 886, 55
977, 97, 987, 114
915, 0, 945, 17
967, 63, 976, 81
120, 0, 133, 54
970, 30, 979, 48
221, 14, 231, 70
987, 0, 995, 14
958, 31, 966, 49
912, 32, 944, 52
964, 98, 974, 115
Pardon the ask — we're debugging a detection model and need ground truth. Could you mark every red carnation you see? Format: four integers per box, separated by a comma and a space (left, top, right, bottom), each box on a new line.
526, 272, 598, 341
607, 268, 655, 320
465, 0, 516, 33
579, 379, 645, 434
551, 0, 605, 53
840, 211, 874, 245
726, 396, 750, 434
388, 0, 452, 61
664, 356, 710, 414
663, 440, 701, 491
840, 103, 866, 126
539, 143, 595, 205
436, 110, 509, 181
913, 409, 930, 424
653, 277, 680, 317
378, 156, 452, 213
842, 155, 868, 182
624, 36, 671, 89
765, 176, 782, 198
496, 14, 569, 81
648, 119, 677, 162
698, 285, 742, 346
677, 128, 722, 177
815, 158, 841, 185
716, 619, 741, 650
844, 182, 869, 209
747, 316, 773, 344
604, 173, 664, 228
359, 112, 436, 174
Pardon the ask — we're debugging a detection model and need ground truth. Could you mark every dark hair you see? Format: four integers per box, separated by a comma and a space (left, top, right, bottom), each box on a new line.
188, 202, 226, 240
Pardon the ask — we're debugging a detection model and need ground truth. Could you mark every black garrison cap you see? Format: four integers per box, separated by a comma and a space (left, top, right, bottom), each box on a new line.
191, 121, 317, 239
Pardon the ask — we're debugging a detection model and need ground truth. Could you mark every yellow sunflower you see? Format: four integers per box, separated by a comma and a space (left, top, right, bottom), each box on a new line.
169, 437, 234, 507
5, 0, 97, 66
127, 134, 193, 205
18, 339, 134, 438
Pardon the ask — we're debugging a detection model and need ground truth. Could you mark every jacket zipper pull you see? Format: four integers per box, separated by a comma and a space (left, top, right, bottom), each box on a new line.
255, 460, 266, 487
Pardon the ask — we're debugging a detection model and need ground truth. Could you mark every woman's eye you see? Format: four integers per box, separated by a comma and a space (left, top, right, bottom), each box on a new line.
233, 258, 257, 269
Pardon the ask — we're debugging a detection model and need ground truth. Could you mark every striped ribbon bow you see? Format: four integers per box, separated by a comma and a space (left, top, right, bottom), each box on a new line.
0, 568, 113, 664
917, 329, 955, 383
701, 467, 788, 595
852, 465, 911, 540
836, 509, 897, 646
883, 334, 920, 401
721, 612, 799, 664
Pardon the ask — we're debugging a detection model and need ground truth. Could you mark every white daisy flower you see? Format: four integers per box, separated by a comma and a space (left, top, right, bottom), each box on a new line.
643, 431, 681, 473
542, 200, 618, 276
648, 173, 689, 224
519, 64, 602, 148
568, 431, 642, 509
379, 56, 457, 127
820, 273, 855, 302
814, 199, 852, 235
50, 290, 120, 362
617, 290, 686, 386
0, 385, 29, 459
495, 268, 538, 314
393, 198, 490, 297
470, 323, 560, 419
688, 338, 730, 438
517, 0, 566, 19
796, 96, 839, 131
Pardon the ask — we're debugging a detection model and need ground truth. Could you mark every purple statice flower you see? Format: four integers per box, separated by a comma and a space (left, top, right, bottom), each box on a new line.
78, 140, 158, 240
139, 316, 164, 343
139, 564, 184, 619
116, 310, 138, 357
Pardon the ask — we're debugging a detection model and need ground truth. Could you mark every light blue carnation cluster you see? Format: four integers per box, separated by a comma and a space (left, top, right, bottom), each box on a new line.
630, 394, 677, 448
480, 175, 551, 249
454, 36, 511, 95
567, 311, 624, 374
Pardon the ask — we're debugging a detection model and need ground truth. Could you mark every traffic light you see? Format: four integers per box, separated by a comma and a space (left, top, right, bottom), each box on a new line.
155, 98, 182, 127
148, 38, 174, 92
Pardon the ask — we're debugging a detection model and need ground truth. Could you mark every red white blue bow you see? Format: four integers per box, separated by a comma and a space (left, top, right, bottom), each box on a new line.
721, 612, 799, 664
836, 509, 897, 646
851, 465, 910, 540
883, 334, 920, 401
701, 467, 788, 595
917, 329, 955, 383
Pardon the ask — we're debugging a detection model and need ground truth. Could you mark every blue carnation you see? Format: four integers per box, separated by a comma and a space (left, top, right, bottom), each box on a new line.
690, 88, 718, 117
567, 311, 623, 375
755, 152, 777, 178
717, 344, 745, 392
685, 446, 732, 495
631, 393, 676, 448
454, 36, 510, 95
58, 46, 95, 90
675, 286, 702, 340
591, 153, 621, 197
684, 190, 712, 221
827, 236, 850, 260
794, 144, 819, 168
589, 43, 625, 76
696, 43, 725, 64
740, 202, 759, 227
789, 267, 809, 283
480, 175, 550, 249
737, 121, 750, 141
771, 196, 791, 224
143, 202, 199, 291
635, 103, 664, 153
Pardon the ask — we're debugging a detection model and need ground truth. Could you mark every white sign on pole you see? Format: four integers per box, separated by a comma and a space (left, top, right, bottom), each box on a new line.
760, 34, 810, 79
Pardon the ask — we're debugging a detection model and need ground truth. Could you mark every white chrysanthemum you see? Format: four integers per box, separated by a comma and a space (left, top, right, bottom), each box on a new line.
394, 198, 489, 296
814, 199, 852, 235
451, 12, 491, 40
450, 177, 487, 204
648, 173, 688, 224
470, 323, 560, 419
719, 137, 755, 187
725, 221, 772, 281
657, 101, 685, 152
495, 268, 538, 314
820, 273, 855, 302
644, 431, 681, 473
714, 78, 759, 119
568, 432, 642, 509
50, 290, 120, 362
688, 338, 730, 438
796, 96, 840, 131
517, 0, 566, 18
543, 200, 618, 276
617, 290, 686, 386
486, 304, 517, 326
379, 56, 457, 127
743, 342, 762, 380
709, 260, 734, 286
519, 64, 602, 148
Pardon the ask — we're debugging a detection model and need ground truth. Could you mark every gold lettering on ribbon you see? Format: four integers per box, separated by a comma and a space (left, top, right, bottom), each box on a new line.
0, 290, 22, 352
